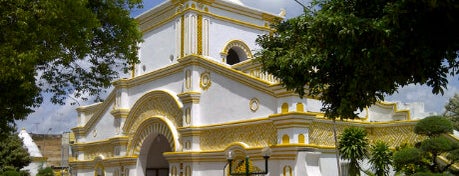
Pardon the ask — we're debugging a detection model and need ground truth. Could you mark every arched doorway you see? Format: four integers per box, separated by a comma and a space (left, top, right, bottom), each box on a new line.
145, 134, 171, 176
131, 118, 178, 176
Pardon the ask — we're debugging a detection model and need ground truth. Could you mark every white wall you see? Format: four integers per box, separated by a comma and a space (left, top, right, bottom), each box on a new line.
138, 21, 177, 75
197, 70, 277, 125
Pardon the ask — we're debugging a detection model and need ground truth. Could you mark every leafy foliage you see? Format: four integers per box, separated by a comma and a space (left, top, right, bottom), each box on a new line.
0, 0, 142, 133
394, 116, 459, 174
414, 116, 453, 137
393, 147, 424, 175
256, 0, 459, 119
338, 127, 369, 175
444, 94, 459, 131
0, 132, 31, 171
36, 167, 54, 176
368, 141, 392, 176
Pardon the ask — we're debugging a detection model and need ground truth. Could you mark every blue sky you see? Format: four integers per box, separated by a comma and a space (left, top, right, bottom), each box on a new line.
16, 0, 459, 134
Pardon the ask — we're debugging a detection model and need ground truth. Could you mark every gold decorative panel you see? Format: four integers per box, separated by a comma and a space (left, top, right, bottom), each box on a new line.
82, 144, 114, 160
124, 90, 183, 132
309, 121, 424, 147
367, 125, 425, 146
200, 122, 277, 151
127, 118, 175, 155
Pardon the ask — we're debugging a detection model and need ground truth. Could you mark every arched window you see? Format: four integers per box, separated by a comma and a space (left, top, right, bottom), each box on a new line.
226, 48, 240, 65
298, 134, 305, 144
282, 134, 290, 144
296, 102, 304, 112
281, 103, 289, 113
221, 40, 253, 65
283, 165, 292, 176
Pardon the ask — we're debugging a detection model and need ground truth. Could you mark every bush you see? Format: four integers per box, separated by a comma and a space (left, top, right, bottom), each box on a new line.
36, 167, 53, 176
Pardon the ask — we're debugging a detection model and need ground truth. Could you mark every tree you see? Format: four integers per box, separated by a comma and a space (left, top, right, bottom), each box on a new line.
444, 94, 459, 131
393, 146, 425, 175
0, 132, 31, 172
393, 116, 459, 174
256, 0, 459, 119
368, 141, 392, 176
338, 127, 369, 175
0, 0, 142, 133
414, 116, 454, 137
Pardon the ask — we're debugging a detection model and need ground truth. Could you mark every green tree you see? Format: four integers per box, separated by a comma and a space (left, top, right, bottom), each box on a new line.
339, 127, 369, 176
393, 147, 425, 175
393, 116, 459, 174
0, 0, 143, 133
0, 132, 31, 172
444, 94, 459, 131
414, 116, 453, 137
256, 0, 459, 119
368, 141, 392, 176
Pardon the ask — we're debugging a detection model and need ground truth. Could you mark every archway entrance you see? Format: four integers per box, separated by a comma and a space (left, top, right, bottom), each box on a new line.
145, 134, 171, 176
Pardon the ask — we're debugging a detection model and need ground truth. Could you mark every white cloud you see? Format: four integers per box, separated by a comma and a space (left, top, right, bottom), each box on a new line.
241, 0, 307, 18
386, 75, 459, 114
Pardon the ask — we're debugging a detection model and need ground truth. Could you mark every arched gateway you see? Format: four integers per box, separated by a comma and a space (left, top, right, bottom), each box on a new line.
124, 90, 183, 176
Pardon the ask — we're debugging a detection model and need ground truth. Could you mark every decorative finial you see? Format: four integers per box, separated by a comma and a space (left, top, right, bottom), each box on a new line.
279, 8, 286, 17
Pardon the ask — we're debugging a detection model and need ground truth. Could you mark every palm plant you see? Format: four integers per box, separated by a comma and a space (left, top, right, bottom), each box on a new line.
369, 141, 392, 176
339, 127, 369, 176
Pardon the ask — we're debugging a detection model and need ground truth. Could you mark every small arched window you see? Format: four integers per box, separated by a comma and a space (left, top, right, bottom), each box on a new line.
221, 40, 253, 65
281, 103, 289, 113
298, 134, 305, 144
282, 134, 290, 144
226, 48, 241, 65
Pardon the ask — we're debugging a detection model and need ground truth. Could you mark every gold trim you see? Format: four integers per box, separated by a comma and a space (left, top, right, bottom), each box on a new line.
110, 108, 130, 119
249, 98, 259, 112
72, 92, 115, 136
178, 92, 201, 104
199, 71, 211, 90
181, 15, 185, 57
220, 40, 253, 59
375, 101, 411, 120
127, 117, 176, 155
123, 90, 183, 132
185, 69, 192, 89
139, 7, 274, 34
197, 14, 203, 55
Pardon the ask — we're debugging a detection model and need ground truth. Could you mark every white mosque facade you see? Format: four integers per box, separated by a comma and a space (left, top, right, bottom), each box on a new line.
69, 1, 425, 176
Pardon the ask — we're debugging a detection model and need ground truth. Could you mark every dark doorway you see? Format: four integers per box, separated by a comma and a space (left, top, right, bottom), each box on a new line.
145, 134, 171, 176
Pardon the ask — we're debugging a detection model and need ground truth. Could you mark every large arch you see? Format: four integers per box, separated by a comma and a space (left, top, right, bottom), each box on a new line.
123, 90, 183, 133
127, 117, 178, 155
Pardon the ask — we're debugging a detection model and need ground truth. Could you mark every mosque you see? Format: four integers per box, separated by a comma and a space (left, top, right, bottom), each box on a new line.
69, 0, 427, 175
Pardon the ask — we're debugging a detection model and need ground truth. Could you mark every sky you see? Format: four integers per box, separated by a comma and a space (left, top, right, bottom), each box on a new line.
16, 0, 459, 134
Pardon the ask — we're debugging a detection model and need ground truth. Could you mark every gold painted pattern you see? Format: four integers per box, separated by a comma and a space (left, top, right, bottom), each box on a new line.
200, 122, 277, 150
197, 14, 203, 55
309, 121, 424, 147
123, 91, 183, 132
128, 118, 175, 155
